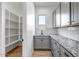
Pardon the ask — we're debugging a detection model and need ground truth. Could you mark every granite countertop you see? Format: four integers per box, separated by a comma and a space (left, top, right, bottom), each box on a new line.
50, 34, 79, 57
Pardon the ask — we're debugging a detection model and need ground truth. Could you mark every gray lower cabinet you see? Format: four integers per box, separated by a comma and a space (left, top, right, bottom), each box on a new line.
33, 35, 50, 49
71, 2, 79, 24
34, 38, 42, 49
51, 38, 74, 57
42, 38, 50, 49
60, 46, 74, 57
51, 38, 61, 57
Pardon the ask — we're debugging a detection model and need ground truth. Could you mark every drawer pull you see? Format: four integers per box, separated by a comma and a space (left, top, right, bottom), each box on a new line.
41, 39, 43, 41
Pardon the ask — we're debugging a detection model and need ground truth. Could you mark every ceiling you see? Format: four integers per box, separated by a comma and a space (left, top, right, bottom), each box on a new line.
34, 2, 59, 8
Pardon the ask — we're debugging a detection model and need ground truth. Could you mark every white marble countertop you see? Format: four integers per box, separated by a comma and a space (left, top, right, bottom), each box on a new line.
50, 34, 79, 57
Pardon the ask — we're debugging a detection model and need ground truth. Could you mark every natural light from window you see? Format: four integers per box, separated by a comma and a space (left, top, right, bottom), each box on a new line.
39, 16, 45, 25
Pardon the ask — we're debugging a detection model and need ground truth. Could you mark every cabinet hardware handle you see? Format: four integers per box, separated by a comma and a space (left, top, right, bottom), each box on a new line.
22, 39, 24, 42
41, 39, 43, 41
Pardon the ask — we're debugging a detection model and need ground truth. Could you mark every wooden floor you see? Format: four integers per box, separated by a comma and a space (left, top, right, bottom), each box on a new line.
6, 46, 53, 57
32, 49, 53, 57
6, 46, 22, 57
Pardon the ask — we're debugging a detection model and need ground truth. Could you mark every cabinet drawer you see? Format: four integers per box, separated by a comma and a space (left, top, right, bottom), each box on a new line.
34, 36, 50, 39
60, 46, 74, 57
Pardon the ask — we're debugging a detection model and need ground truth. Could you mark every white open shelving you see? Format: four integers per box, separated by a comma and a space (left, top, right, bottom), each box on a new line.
5, 9, 23, 48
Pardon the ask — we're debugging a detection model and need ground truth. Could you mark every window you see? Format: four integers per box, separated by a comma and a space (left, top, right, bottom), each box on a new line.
39, 16, 45, 25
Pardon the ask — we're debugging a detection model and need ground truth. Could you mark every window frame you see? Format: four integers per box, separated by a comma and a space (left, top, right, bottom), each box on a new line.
38, 15, 46, 25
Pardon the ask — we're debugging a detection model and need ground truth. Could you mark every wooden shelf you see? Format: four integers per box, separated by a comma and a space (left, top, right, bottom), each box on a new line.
60, 24, 79, 28
5, 27, 19, 29
19, 34, 22, 35
10, 19, 19, 23
20, 22, 22, 24
5, 34, 19, 38
5, 40, 20, 47
53, 24, 79, 29
5, 9, 23, 49
52, 27, 60, 29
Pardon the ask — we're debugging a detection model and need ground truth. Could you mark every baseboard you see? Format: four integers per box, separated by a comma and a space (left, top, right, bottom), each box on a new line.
34, 49, 51, 51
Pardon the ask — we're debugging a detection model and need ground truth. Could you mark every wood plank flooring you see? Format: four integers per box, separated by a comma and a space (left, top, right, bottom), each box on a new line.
32, 49, 53, 57
6, 46, 22, 57
6, 46, 53, 57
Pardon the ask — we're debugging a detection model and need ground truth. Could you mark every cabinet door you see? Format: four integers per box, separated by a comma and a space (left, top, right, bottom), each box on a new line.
42, 39, 50, 49
54, 42, 60, 57
77, 3, 79, 24
71, 2, 74, 23
52, 11, 56, 27
71, 2, 79, 24
60, 46, 66, 57
50, 39, 53, 53
51, 39, 57, 56
61, 2, 70, 26
56, 5, 61, 27
52, 41, 57, 56
73, 2, 78, 23
34, 38, 42, 49
64, 49, 73, 57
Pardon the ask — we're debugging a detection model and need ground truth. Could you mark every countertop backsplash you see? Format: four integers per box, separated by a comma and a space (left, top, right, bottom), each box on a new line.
58, 27, 79, 41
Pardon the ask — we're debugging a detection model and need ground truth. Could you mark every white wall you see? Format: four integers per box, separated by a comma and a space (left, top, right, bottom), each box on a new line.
35, 6, 59, 35
35, 7, 52, 34
23, 2, 35, 57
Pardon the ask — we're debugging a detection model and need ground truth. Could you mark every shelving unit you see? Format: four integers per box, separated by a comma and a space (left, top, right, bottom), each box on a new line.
5, 9, 23, 52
